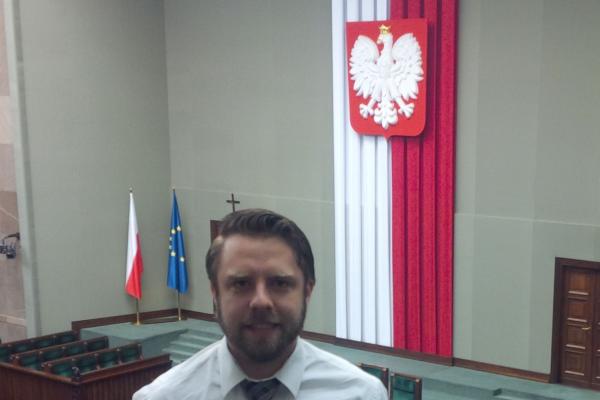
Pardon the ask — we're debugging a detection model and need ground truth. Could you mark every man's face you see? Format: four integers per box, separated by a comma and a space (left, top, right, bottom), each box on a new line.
212, 234, 313, 363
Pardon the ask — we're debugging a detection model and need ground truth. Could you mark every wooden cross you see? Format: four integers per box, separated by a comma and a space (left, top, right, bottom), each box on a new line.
226, 193, 240, 212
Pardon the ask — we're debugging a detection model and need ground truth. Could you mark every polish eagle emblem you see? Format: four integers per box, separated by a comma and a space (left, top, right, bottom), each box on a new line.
349, 24, 424, 130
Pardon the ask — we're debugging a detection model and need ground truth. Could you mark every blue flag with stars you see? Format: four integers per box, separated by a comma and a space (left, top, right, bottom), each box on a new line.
167, 190, 188, 293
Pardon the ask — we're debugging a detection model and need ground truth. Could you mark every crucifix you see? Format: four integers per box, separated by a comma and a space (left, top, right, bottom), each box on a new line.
211, 193, 241, 243
226, 193, 240, 212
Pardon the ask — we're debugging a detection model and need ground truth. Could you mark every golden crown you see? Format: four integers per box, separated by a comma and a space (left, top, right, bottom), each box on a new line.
379, 24, 391, 35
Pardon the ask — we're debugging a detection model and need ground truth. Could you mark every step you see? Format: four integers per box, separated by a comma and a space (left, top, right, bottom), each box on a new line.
161, 329, 223, 366
179, 333, 221, 347
186, 328, 222, 339
168, 341, 204, 354
163, 347, 195, 360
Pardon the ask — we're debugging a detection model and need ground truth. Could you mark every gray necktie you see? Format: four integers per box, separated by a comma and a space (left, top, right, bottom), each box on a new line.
240, 378, 281, 400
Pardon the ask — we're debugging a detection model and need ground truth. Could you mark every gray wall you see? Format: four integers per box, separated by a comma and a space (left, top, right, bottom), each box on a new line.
10, 0, 171, 333
8, 0, 600, 375
163, 0, 335, 334
454, 0, 600, 373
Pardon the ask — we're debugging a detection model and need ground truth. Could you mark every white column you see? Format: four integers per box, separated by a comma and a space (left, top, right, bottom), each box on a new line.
332, 0, 392, 346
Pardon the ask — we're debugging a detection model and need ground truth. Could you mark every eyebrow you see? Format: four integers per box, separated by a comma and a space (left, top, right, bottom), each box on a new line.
223, 272, 297, 281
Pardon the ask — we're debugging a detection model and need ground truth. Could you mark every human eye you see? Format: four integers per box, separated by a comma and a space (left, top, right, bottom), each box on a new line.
228, 278, 250, 291
270, 277, 295, 290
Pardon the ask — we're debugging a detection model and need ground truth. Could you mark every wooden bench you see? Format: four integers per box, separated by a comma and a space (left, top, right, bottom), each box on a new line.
43, 342, 143, 378
358, 363, 422, 399
0, 330, 79, 362
389, 372, 422, 400
359, 362, 390, 388
10, 336, 109, 370
0, 346, 171, 400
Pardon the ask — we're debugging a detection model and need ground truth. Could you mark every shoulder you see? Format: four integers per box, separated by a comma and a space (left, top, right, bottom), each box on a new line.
132, 339, 222, 400
299, 339, 388, 398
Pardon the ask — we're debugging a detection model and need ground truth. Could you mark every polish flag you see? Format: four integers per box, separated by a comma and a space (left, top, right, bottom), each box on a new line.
125, 192, 144, 299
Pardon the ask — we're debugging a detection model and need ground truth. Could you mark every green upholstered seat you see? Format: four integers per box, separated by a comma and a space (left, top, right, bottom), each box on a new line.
41, 347, 65, 362
17, 353, 42, 370
34, 337, 55, 349
98, 350, 119, 368
0, 346, 10, 362
50, 361, 75, 377
359, 363, 389, 389
12, 342, 34, 354
390, 373, 421, 400
76, 354, 97, 373
56, 332, 78, 344
86, 337, 108, 352
65, 343, 86, 356
119, 344, 141, 363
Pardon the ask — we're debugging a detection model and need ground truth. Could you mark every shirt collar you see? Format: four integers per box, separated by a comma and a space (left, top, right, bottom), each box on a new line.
273, 338, 305, 397
218, 338, 247, 398
218, 337, 306, 399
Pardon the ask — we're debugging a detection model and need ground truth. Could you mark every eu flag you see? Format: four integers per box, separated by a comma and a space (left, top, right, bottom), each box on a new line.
167, 190, 188, 293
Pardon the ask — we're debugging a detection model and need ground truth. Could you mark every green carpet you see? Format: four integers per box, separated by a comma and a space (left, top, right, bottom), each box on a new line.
82, 319, 598, 400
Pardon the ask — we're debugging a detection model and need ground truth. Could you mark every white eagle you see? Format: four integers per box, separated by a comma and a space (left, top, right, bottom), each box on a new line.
349, 25, 424, 129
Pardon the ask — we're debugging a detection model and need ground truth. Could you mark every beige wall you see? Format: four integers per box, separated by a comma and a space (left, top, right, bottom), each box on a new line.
7, 0, 600, 375
8, 0, 171, 334
0, 0, 25, 342
164, 0, 335, 335
454, 0, 600, 373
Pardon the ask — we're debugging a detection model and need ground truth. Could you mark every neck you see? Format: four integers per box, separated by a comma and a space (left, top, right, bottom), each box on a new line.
228, 338, 298, 380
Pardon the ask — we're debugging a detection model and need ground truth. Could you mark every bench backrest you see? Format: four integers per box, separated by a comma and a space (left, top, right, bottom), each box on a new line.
0, 330, 79, 361
359, 363, 390, 389
389, 372, 422, 400
10, 336, 109, 369
44, 342, 143, 378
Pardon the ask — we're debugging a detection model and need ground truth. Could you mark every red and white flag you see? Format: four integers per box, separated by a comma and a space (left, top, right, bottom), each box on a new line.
125, 192, 144, 299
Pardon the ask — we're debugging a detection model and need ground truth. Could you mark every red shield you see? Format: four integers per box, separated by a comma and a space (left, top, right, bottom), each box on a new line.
346, 19, 427, 137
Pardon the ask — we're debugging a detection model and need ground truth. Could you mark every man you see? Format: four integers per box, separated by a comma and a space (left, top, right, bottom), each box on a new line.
133, 209, 387, 400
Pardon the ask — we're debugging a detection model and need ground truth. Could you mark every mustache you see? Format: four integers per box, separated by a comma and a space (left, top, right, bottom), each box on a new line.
242, 311, 279, 325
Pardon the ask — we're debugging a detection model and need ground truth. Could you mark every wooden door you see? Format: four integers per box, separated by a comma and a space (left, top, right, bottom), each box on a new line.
593, 274, 600, 389
553, 258, 600, 390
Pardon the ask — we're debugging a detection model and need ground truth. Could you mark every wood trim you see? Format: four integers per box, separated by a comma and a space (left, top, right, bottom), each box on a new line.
180, 309, 452, 365
300, 330, 453, 366
550, 258, 567, 383
453, 358, 550, 383
555, 257, 600, 272
72, 308, 562, 384
71, 309, 179, 332
181, 310, 217, 322
550, 257, 600, 388
75, 354, 172, 384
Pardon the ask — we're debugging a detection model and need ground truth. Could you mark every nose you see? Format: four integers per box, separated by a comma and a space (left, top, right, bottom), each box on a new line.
249, 281, 274, 310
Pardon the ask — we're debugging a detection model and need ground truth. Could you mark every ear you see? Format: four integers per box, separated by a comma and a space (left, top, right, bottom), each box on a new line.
210, 283, 218, 310
304, 280, 315, 303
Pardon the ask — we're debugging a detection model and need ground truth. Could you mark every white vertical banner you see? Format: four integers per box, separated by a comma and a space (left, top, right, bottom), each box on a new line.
332, 0, 392, 346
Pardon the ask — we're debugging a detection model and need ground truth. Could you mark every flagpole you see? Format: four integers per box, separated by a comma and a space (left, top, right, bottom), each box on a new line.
134, 299, 142, 325
177, 292, 182, 321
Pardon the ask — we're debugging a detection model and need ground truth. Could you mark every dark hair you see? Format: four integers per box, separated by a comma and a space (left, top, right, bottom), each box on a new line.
205, 209, 315, 286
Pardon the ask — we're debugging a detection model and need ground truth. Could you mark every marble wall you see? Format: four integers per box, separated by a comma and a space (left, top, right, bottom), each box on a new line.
0, 0, 25, 342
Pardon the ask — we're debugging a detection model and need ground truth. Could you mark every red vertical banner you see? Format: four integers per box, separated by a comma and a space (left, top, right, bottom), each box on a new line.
390, 0, 457, 356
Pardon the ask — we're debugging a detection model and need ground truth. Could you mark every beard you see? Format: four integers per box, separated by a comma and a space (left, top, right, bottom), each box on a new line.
215, 297, 307, 363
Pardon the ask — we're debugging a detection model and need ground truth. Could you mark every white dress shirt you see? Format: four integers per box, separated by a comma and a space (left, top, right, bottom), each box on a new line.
133, 337, 388, 400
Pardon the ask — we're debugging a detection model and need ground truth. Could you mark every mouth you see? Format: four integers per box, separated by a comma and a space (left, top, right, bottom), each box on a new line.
243, 322, 280, 333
